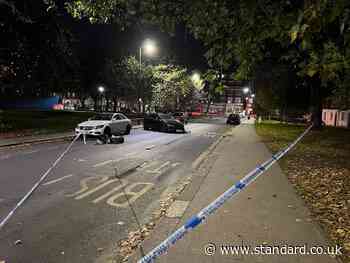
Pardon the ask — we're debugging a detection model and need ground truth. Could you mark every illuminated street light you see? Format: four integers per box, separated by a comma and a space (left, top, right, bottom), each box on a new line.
251, 94, 255, 98
243, 87, 250, 94
97, 86, 105, 112
98, 86, 105, 93
142, 39, 157, 56
191, 72, 200, 82
138, 39, 157, 113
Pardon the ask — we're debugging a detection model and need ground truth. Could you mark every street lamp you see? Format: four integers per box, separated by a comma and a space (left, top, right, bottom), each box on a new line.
251, 94, 255, 98
98, 86, 105, 111
191, 72, 200, 83
139, 39, 157, 70
138, 39, 157, 112
243, 87, 250, 94
98, 86, 105, 93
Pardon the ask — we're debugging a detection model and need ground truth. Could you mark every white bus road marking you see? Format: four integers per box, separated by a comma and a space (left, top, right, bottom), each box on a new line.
75, 179, 119, 200
147, 161, 171, 174
93, 160, 113, 168
137, 160, 160, 171
106, 182, 154, 208
43, 174, 75, 186
69, 176, 154, 208
66, 176, 109, 197
92, 181, 127, 203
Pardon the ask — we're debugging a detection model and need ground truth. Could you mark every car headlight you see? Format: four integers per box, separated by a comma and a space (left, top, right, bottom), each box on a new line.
95, 125, 104, 129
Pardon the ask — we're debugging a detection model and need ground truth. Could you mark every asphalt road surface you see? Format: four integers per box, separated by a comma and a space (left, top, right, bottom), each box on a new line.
0, 119, 227, 263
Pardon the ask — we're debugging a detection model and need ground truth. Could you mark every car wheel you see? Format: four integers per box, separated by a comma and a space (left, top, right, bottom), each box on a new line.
125, 124, 131, 135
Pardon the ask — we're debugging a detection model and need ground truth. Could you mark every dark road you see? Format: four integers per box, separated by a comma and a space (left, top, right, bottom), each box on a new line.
0, 120, 227, 263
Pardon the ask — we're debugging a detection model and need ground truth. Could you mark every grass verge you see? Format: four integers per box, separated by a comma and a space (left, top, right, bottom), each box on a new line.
256, 122, 350, 262
0, 110, 94, 138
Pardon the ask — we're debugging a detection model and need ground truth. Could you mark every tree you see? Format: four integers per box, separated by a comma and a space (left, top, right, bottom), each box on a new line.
1, 1, 80, 98
59, 0, 350, 127
151, 65, 193, 112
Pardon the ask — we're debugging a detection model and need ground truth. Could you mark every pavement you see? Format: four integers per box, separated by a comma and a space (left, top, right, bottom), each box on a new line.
0, 120, 228, 263
130, 120, 339, 263
0, 125, 143, 148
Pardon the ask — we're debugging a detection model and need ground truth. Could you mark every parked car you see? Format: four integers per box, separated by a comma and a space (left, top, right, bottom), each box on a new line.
226, 113, 241, 125
75, 113, 132, 137
172, 112, 188, 124
144, 113, 185, 133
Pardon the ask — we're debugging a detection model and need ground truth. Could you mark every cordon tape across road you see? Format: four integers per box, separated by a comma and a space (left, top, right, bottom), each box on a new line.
0, 133, 82, 230
138, 124, 313, 263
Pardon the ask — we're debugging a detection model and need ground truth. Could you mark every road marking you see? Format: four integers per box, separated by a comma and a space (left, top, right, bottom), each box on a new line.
69, 177, 154, 208
75, 179, 119, 200
22, 150, 39, 155
66, 176, 109, 197
166, 200, 189, 218
43, 174, 75, 186
92, 181, 127, 203
106, 182, 154, 208
93, 160, 113, 168
145, 145, 156, 150
137, 160, 159, 171
74, 158, 87, 162
171, 162, 181, 167
147, 161, 170, 174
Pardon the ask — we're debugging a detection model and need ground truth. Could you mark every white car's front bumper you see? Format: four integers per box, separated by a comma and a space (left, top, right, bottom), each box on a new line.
75, 128, 104, 136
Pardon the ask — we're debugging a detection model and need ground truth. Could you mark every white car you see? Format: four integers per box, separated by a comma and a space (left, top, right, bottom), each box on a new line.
75, 113, 132, 137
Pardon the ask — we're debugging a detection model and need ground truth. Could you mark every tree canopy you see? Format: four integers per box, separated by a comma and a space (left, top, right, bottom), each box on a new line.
60, 0, 350, 120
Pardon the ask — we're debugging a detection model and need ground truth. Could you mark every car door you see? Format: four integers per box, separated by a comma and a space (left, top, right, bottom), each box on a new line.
117, 113, 128, 132
150, 114, 158, 129
110, 114, 122, 134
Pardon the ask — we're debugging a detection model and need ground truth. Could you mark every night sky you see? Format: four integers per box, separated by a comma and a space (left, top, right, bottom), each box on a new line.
71, 18, 208, 78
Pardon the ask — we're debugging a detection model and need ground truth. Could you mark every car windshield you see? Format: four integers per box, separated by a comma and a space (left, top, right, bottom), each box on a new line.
158, 113, 174, 120
90, 114, 113, 120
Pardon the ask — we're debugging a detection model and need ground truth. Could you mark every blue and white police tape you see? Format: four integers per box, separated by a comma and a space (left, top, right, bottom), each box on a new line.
0, 133, 82, 231
138, 124, 313, 263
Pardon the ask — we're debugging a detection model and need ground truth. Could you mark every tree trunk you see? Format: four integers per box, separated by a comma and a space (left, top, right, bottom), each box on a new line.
113, 97, 118, 112
93, 97, 98, 112
310, 76, 323, 129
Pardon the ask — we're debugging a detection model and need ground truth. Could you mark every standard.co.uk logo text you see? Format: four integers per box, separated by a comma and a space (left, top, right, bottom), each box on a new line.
204, 242, 342, 256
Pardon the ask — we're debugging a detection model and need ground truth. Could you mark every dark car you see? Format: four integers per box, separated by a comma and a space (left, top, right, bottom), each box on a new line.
226, 113, 241, 125
144, 113, 185, 133
172, 112, 188, 124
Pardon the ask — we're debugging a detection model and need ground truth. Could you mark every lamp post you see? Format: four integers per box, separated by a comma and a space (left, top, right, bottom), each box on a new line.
139, 39, 157, 113
98, 86, 105, 112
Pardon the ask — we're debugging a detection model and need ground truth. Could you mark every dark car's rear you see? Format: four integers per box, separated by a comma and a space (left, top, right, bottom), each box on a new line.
173, 112, 188, 124
226, 114, 240, 125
